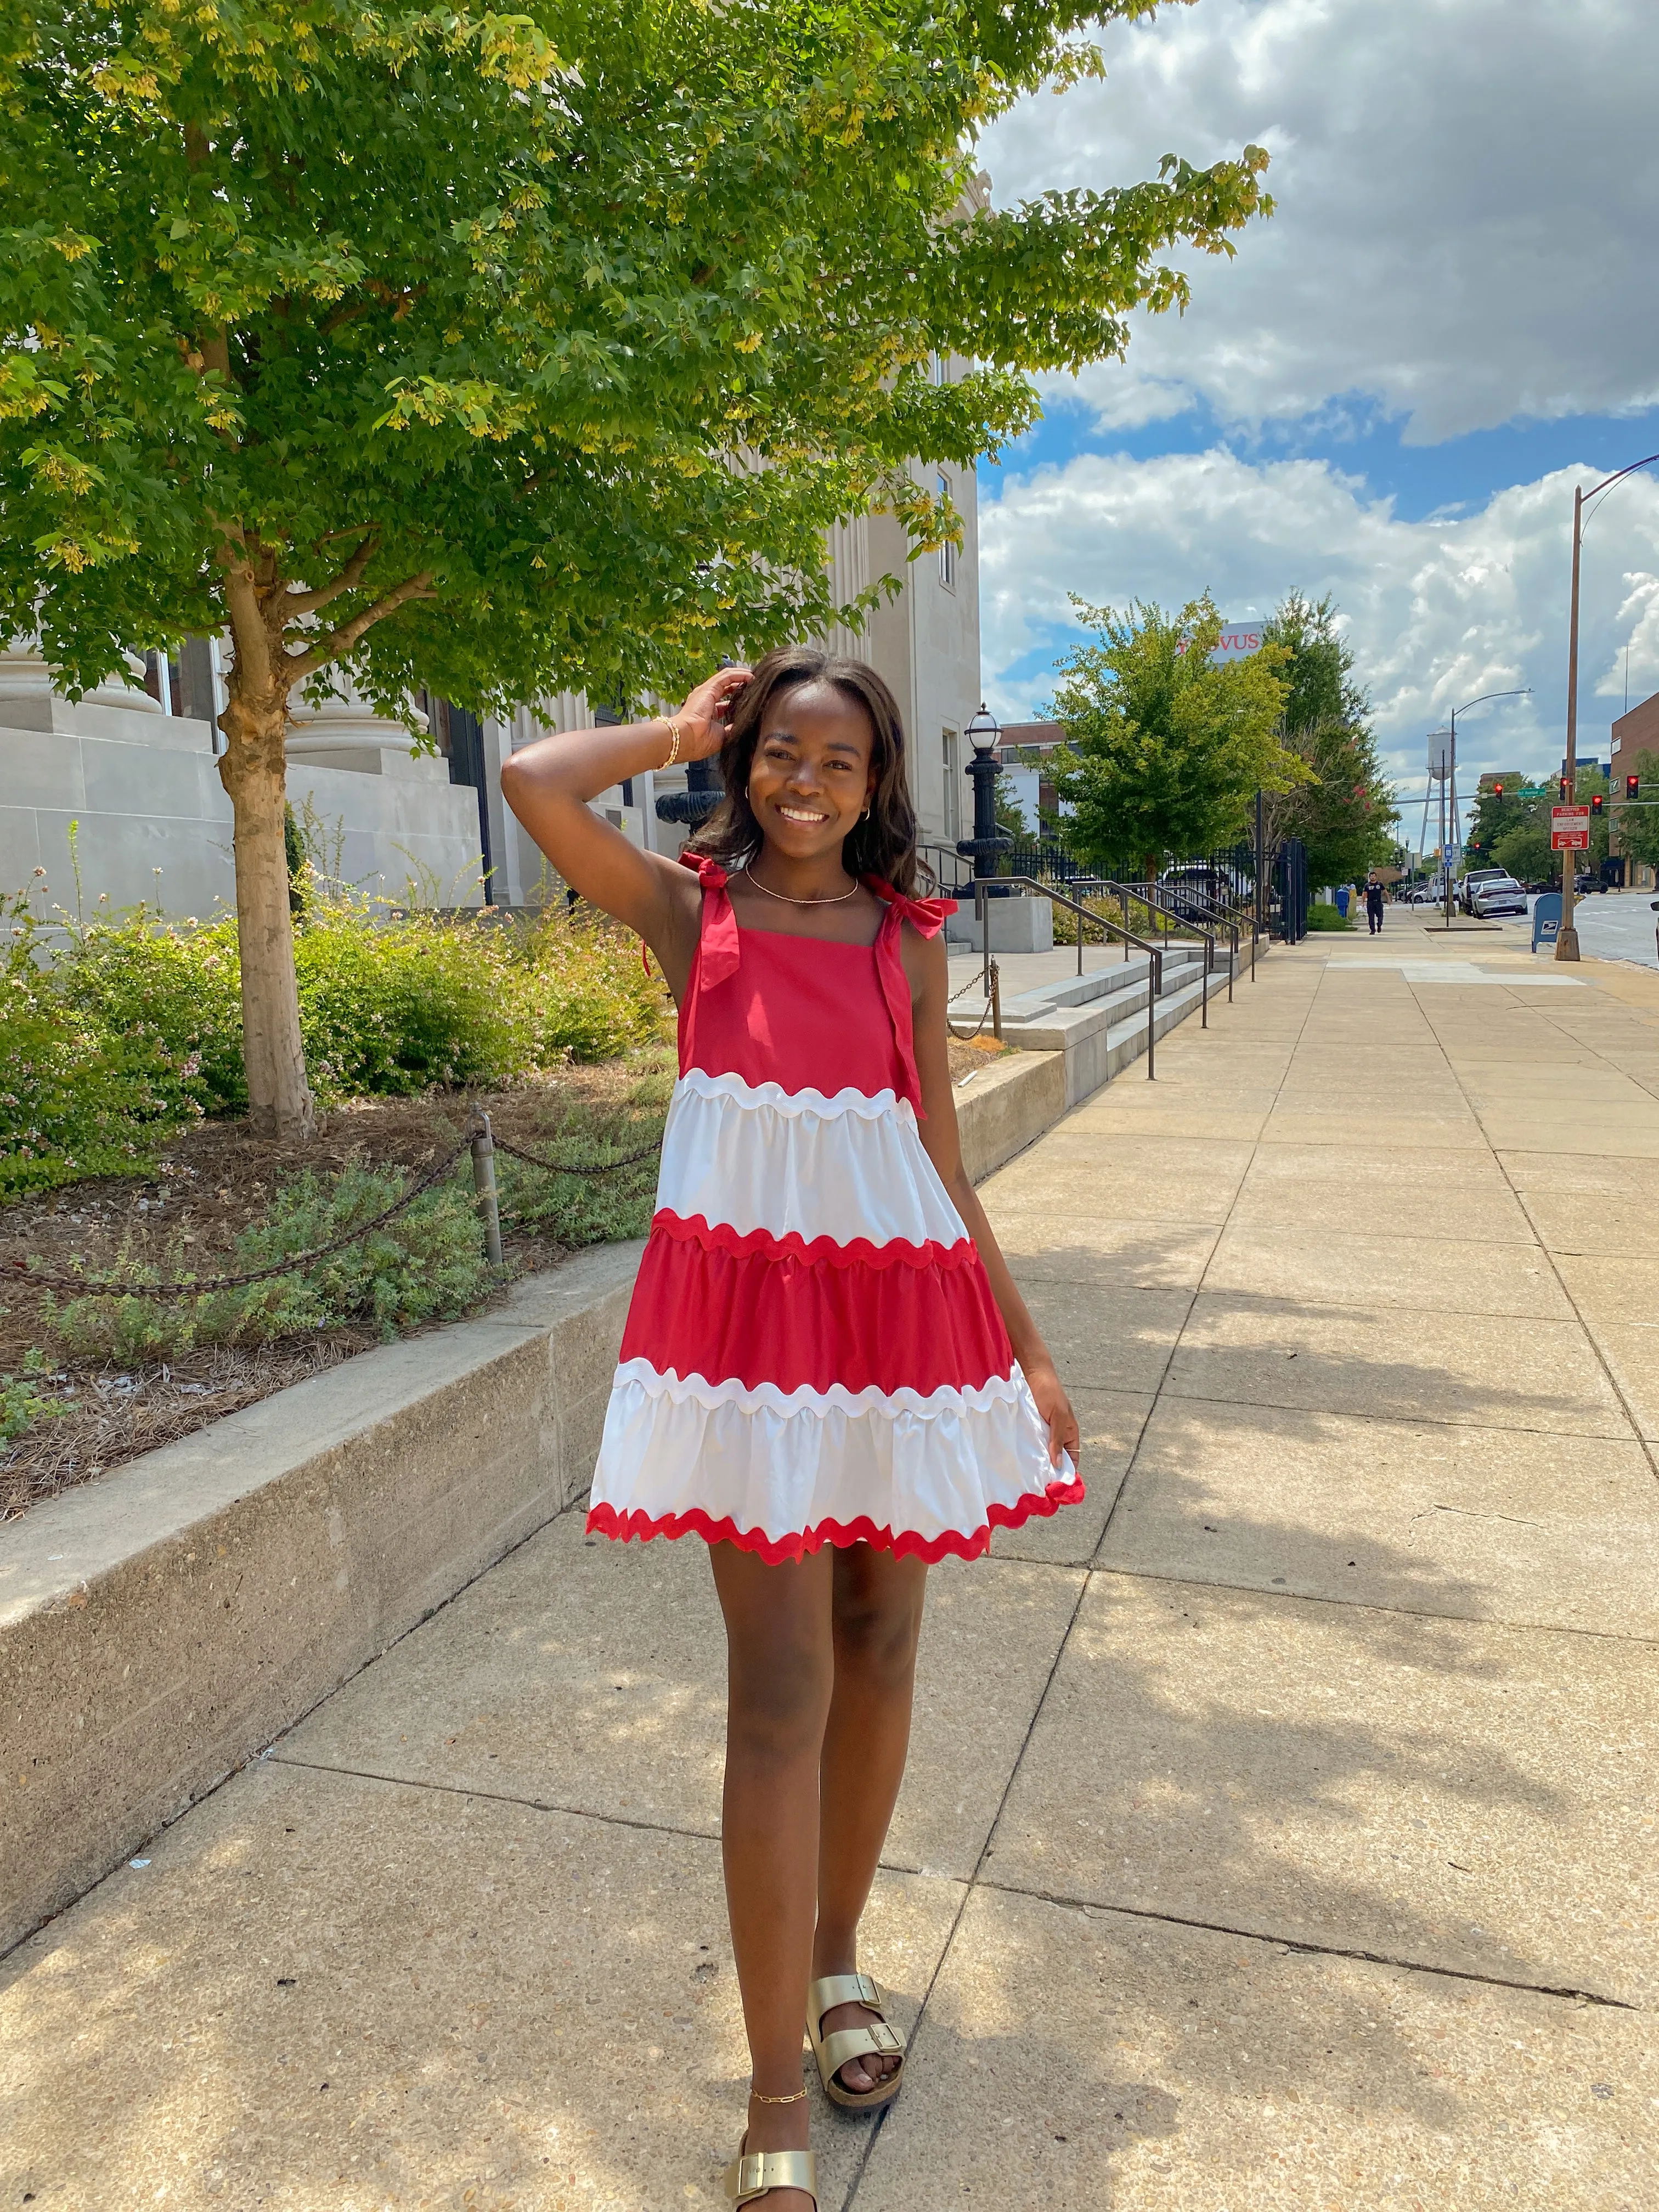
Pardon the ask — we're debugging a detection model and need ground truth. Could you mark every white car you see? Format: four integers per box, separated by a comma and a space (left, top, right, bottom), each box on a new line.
1470, 874, 1528, 918
1459, 867, 1509, 913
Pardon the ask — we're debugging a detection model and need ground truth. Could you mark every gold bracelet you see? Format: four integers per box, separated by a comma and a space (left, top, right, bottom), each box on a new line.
661, 715, 682, 768
750, 2085, 808, 2106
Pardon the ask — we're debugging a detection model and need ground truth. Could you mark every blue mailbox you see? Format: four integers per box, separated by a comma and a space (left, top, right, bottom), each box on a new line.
1531, 892, 1561, 952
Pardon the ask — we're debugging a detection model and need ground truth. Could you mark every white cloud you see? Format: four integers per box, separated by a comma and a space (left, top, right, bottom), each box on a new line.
981, 0, 1659, 442
979, 449, 1659, 787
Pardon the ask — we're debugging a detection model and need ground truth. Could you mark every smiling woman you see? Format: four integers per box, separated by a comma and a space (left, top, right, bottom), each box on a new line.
499, 651, 1082, 2210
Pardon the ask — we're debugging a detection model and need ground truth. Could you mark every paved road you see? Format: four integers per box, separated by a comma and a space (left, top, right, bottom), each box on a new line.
1496, 890, 1659, 968
5, 933, 1657, 2208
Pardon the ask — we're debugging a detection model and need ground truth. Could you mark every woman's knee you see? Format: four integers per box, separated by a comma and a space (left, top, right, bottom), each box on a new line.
726, 1632, 833, 1760
832, 1573, 926, 1688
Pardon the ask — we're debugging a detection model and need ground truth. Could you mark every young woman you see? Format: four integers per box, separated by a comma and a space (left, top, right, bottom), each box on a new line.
501, 647, 1082, 2210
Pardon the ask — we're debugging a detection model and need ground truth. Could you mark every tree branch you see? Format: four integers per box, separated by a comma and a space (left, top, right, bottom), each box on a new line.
284, 573, 436, 679
282, 529, 380, 618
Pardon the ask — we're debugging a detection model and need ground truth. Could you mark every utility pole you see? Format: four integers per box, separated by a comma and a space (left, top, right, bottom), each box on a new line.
1556, 450, 1659, 963
1559, 482, 1584, 962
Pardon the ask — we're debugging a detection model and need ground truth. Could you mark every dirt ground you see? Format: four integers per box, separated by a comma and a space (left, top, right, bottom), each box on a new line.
0, 1063, 666, 1523
2, 1035, 1006, 1525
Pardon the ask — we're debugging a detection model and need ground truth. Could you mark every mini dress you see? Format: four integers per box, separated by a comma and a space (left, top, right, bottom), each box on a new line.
585, 858, 1084, 1562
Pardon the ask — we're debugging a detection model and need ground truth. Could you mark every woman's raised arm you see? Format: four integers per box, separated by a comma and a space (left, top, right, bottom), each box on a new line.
500, 666, 749, 991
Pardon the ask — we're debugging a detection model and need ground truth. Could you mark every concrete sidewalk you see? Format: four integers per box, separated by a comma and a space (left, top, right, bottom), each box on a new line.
5, 933, 1657, 2209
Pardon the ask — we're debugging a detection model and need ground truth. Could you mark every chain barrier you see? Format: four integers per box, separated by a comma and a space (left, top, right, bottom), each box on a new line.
4, 1116, 666, 1302
488, 1130, 662, 1176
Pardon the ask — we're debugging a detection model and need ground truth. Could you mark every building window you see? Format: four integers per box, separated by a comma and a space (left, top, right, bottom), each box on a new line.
942, 728, 961, 842
937, 474, 956, 590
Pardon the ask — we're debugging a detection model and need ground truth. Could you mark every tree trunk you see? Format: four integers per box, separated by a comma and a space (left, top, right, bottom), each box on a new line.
218, 679, 314, 1139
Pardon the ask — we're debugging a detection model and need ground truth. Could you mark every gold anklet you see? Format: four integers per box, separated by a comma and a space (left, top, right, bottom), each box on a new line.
750, 2085, 808, 2105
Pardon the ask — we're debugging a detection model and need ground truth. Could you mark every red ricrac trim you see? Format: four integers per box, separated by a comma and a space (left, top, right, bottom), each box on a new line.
585, 1474, 1087, 1565
652, 1211, 977, 1274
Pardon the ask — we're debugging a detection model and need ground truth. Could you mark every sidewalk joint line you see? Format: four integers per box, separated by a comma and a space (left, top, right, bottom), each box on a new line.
264, 1751, 724, 1844
1423, 979, 1659, 1488
1081, 1561, 1659, 1645
972, 1875, 1638, 2010
1093, 964, 1323, 1565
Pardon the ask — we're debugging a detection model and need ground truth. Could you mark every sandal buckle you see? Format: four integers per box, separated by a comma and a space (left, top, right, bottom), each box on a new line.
854, 1972, 880, 2006
735, 2153, 766, 2196
866, 2021, 902, 2055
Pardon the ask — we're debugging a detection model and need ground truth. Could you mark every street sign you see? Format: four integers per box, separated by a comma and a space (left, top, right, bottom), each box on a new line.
1550, 805, 1590, 851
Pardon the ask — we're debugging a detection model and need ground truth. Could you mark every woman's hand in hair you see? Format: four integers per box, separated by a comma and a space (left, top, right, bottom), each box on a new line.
675, 665, 752, 756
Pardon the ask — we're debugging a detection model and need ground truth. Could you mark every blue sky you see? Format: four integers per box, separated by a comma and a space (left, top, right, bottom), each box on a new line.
973, 0, 1659, 816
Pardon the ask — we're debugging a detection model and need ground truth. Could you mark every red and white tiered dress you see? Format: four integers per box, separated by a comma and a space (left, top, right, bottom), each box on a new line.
585, 859, 1084, 1563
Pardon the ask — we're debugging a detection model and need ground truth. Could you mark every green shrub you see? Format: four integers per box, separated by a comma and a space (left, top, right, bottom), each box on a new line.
1, 1349, 64, 1443
2, 879, 670, 1195
1304, 901, 1356, 932
1, 888, 213, 1197
496, 1058, 672, 1248
48, 1154, 492, 1361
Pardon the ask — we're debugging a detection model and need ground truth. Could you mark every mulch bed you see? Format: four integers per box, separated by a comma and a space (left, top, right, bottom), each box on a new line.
0, 1064, 663, 1525
2, 1035, 1009, 1527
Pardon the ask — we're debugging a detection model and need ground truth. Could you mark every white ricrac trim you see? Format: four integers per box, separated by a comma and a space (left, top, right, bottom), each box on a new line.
678, 1066, 915, 1124
611, 1357, 1022, 1420
592, 1362, 1075, 1546
656, 1076, 967, 1253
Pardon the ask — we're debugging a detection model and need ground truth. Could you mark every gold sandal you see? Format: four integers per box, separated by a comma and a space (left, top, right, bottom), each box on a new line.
724, 2137, 817, 2206
806, 1972, 906, 2112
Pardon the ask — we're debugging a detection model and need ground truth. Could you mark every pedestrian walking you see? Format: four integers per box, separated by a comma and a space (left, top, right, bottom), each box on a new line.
1365, 874, 1386, 935
502, 647, 1082, 2212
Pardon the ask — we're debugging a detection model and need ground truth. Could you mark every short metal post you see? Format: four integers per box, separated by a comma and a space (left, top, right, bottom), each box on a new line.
1228, 924, 1237, 1001
1147, 948, 1159, 1079
978, 879, 989, 997
1201, 934, 1210, 1028
471, 1113, 504, 1267
990, 957, 1002, 1042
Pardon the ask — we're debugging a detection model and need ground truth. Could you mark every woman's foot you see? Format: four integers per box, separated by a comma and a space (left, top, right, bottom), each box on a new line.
808, 1963, 904, 2099
734, 2094, 815, 2209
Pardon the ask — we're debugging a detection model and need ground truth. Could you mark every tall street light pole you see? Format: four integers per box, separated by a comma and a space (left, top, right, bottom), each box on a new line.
1557, 451, 1659, 962
1439, 690, 1531, 928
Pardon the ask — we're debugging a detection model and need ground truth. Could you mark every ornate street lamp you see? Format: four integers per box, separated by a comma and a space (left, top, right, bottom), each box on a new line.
957, 703, 1011, 881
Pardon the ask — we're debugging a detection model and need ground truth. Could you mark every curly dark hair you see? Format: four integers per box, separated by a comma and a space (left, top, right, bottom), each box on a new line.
685, 646, 919, 896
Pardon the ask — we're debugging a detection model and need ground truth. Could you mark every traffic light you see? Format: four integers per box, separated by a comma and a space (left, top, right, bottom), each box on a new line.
1559, 775, 1571, 801
1492, 781, 1504, 800
1591, 792, 1605, 817
1628, 775, 1640, 800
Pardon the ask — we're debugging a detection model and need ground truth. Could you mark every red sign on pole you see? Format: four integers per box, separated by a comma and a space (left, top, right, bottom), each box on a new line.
1550, 805, 1590, 851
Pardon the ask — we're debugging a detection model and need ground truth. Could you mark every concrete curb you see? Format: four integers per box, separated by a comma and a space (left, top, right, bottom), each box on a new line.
0, 1052, 1080, 1954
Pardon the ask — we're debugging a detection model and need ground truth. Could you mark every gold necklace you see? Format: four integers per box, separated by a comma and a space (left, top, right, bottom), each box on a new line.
743, 864, 862, 907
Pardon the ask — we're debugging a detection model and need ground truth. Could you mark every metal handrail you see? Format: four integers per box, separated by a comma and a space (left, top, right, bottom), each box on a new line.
1001, 873, 1164, 1079
1096, 880, 1222, 1028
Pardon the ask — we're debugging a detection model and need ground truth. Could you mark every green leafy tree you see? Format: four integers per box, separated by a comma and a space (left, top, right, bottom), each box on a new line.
1259, 591, 1396, 887
1050, 595, 1304, 877
0, 0, 1271, 1137
1492, 819, 1553, 886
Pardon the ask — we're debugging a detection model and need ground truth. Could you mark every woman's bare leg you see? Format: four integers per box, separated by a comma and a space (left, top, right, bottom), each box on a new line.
708, 1540, 835, 2207
812, 1545, 929, 2094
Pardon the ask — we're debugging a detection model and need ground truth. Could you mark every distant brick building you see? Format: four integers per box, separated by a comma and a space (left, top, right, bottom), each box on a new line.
1610, 689, 1659, 889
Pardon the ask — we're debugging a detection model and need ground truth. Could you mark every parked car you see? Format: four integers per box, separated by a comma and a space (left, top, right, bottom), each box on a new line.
1459, 867, 1508, 913
1469, 873, 1528, 918
1406, 879, 1448, 905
